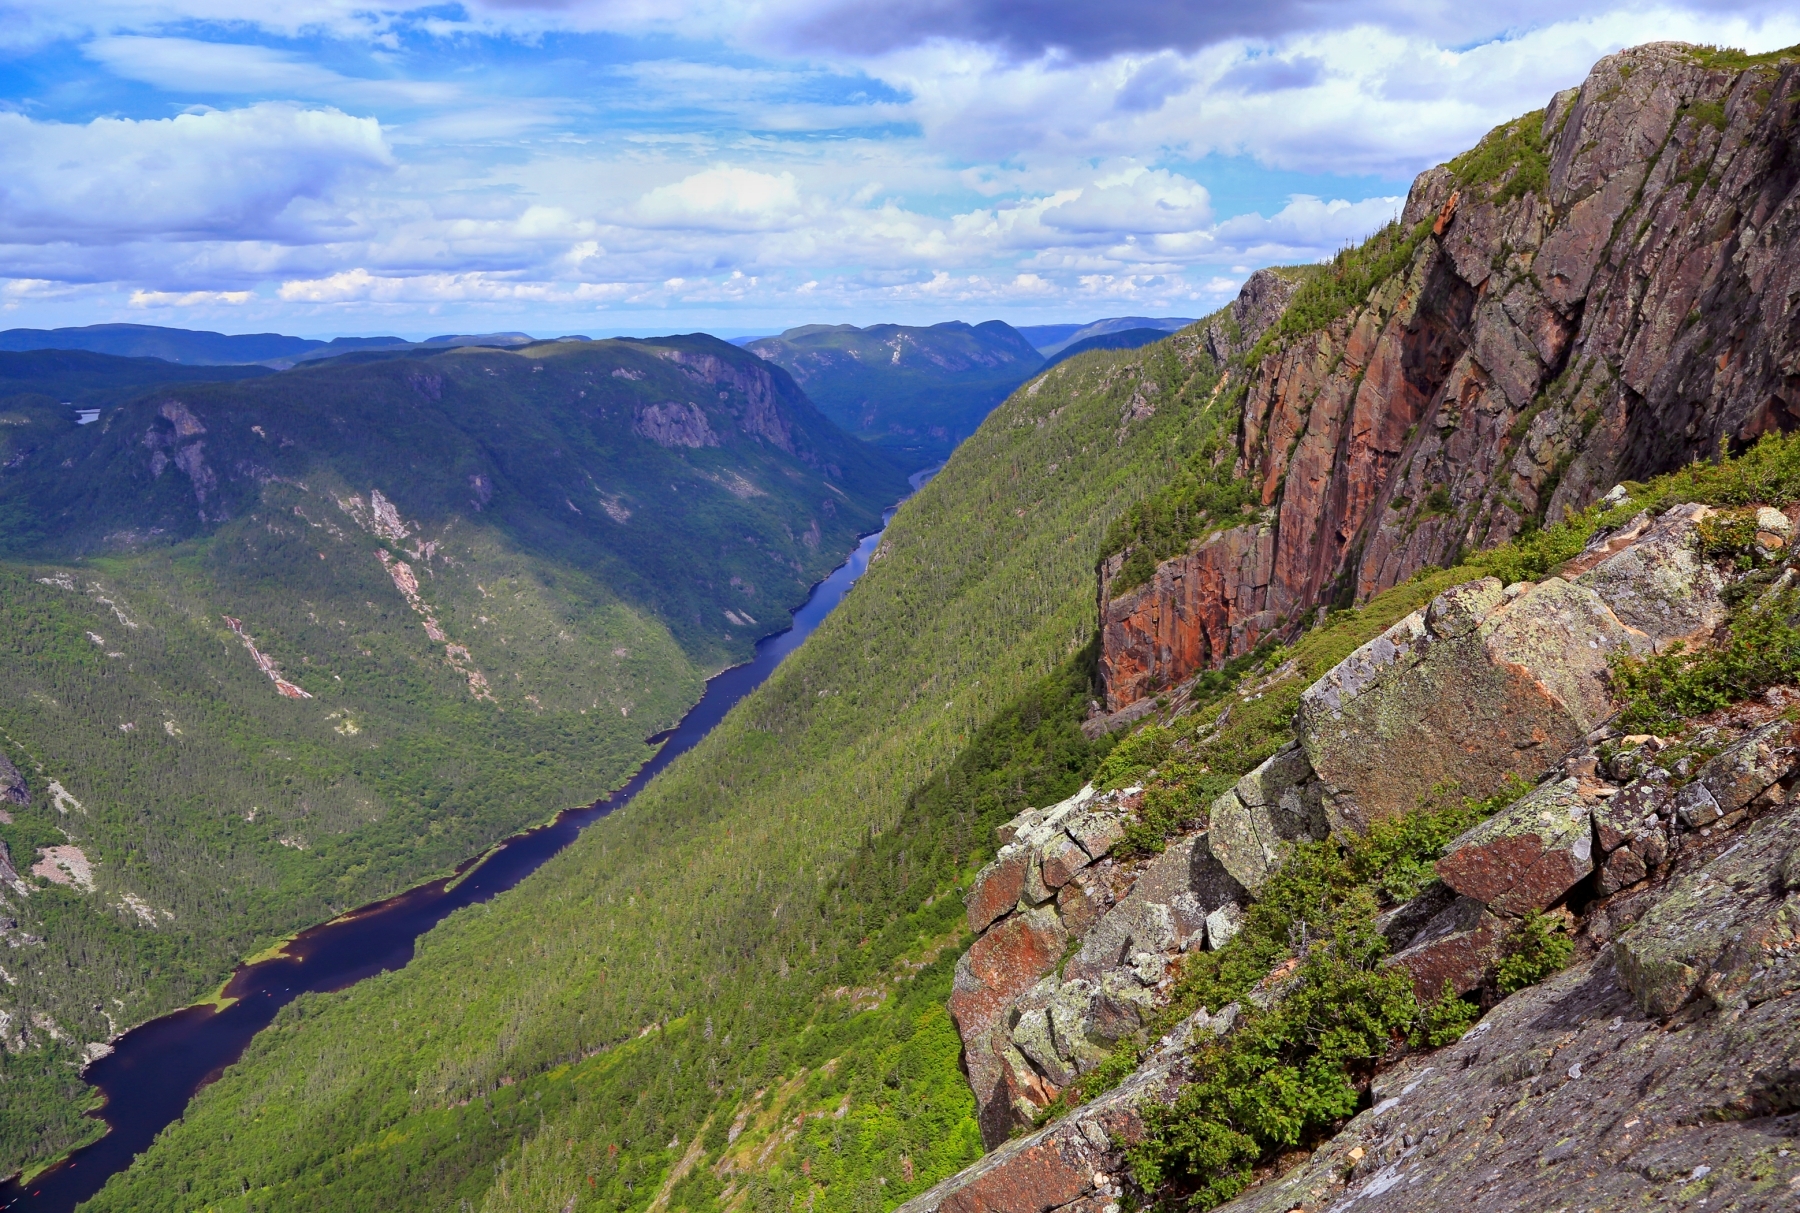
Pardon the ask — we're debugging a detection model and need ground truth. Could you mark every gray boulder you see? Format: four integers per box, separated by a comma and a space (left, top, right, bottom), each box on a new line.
1207, 742, 1327, 893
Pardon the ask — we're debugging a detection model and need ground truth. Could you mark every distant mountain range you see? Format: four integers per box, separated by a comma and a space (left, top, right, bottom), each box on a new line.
0, 323, 558, 367
0, 348, 274, 411
1039, 326, 1177, 370
745, 320, 1046, 465
0, 318, 1196, 472
1014, 315, 1196, 357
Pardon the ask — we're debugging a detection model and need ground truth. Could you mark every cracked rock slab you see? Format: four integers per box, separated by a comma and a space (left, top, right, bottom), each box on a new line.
1299, 575, 1645, 834
1614, 801, 1800, 1018
1437, 777, 1595, 915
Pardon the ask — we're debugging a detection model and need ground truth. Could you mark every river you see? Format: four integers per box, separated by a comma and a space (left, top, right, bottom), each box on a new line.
0, 471, 928, 1213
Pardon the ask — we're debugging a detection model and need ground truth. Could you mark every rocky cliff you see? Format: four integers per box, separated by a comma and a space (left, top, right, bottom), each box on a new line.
1100, 41, 1800, 713
922, 483, 1800, 1213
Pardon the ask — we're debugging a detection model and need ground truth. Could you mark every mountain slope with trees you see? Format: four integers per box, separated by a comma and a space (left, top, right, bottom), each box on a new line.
0, 337, 903, 1181
80, 319, 1237, 1213
746, 321, 1043, 466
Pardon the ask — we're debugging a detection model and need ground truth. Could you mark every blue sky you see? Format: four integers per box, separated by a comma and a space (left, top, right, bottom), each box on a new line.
0, 1, 1796, 338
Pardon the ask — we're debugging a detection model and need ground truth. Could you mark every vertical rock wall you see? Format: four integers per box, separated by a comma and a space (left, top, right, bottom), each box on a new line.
1101, 42, 1800, 712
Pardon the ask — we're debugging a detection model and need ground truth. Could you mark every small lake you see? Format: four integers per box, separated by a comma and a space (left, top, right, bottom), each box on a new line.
1, 471, 929, 1213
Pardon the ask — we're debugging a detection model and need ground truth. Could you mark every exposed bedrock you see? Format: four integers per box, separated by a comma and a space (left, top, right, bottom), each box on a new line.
951, 784, 1249, 1146
1299, 503, 1720, 831
1101, 42, 1800, 711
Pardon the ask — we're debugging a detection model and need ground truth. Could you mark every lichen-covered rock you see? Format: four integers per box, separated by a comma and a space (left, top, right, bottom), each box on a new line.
966, 848, 1031, 933
1038, 835, 1091, 890
1614, 800, 1800, 1018
1596, 844, 1650, 896
1374, 881, 1459, 951
1204, 902, 1242, 950
1064, 810, 1126, 863
967, 786, 1133, 933
1593, 769, 1670, 852
1298, 575, 1644, 832
1436, 778, 1595, 916
952, 786, 1239, 1145
1688, 719, 1800, 818
1206, 742, 1326, 892
1385, 894, 1507, 999
1567, 504, 1727, 646
1064, 835, 1236, 983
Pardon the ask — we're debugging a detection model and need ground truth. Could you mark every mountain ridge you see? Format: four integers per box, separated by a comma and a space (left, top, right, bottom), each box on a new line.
746, 320, 1045, 465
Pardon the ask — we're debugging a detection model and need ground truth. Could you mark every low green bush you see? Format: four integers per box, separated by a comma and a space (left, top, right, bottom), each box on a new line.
1122, 775, 1532, 1210
1416, 981, 1481, 1048
1130, 924, 1418, 1209
1495, 912, 1576, 995
1612, 586, 1800, 731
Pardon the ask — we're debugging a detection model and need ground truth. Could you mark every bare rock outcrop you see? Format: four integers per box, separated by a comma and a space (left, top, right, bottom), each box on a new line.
650, 347, 796, 453
1099, 41, 1800, 712
1614, 784, 1800, 1017
1097, 524, 1276, 711
1297, 504, 1721, 832
952, 785, 1246, 1146
1201, 269, 1301, 367
632, 401, 721, 448
899, 1009, 1234, 1213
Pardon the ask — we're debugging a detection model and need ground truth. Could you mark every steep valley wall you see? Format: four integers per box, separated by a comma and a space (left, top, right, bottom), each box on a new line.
1101, 41, 1800, 712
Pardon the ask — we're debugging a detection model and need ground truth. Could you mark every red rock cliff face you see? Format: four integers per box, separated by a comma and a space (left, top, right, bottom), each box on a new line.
1097, 523, 1275, 710
1101, 42, 1800, 711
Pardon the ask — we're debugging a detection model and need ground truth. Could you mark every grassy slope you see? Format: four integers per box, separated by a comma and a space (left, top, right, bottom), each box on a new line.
747, 322, 1043, 467
0, 338, 903, 1180
81, 332, 1239, 1213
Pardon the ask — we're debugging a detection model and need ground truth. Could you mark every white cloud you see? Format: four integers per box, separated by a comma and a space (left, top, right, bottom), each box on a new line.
0, 103, 392, 245
278, 267, 631, 303
633, 168, 805, 230
4, 2, 1799, 330
129, 288, 252, 305
1039, 167, 1214, 236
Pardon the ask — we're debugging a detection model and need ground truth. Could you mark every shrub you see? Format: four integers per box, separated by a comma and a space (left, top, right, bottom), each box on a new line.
1413, 980, 1481, 1048
1101, 468, 1259, 597
1611, 586, 1800, 731
1495, 912, 1575, 995
1447, 111, 1550, 206
1130, 925, 1419, 1209
1695, 508, 1762, 569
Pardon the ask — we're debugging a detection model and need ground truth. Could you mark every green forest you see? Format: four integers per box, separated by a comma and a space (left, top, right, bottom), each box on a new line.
0, 336, 905, 1181
78, 315, 1246, 1212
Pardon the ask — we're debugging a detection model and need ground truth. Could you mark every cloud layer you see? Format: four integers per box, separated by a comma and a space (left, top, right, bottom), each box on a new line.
0, 0, 1796, 333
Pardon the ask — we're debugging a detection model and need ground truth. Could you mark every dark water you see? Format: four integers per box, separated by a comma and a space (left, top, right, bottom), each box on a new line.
0, 476, 927, 1213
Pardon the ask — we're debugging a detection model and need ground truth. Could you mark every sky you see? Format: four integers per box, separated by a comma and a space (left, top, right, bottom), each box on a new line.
0, 2, 1796, 339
